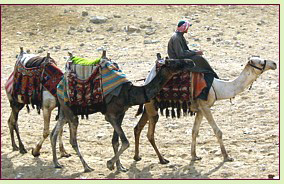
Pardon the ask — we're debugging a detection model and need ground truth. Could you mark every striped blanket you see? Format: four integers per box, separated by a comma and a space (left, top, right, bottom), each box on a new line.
100, 60, 129, 96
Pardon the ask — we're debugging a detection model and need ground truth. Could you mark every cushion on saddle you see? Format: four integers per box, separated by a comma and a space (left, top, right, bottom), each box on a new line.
71, 56, 101, 66
155, 62, 207, 118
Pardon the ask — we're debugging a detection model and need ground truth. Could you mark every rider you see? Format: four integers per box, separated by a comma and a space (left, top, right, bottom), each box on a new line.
167, 20, 219, 109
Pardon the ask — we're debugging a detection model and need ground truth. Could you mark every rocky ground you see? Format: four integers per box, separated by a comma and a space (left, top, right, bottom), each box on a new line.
1, 5, 279, 179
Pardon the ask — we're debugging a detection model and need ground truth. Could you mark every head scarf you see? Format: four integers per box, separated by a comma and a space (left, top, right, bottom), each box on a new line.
176, 20, 192, 32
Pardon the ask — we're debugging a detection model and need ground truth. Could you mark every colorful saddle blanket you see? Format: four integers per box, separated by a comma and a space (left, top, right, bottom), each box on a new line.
5, 55, 63, 112
155, 62, 207, 118
57, 58, 129, 117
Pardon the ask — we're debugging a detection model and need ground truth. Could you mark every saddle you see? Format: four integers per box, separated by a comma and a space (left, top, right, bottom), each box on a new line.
58, 54, 130, 118
10, 53, 62, 113
155, 61, 207, 118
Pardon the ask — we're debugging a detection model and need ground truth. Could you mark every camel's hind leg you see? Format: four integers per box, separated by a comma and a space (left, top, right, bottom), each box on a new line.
32, 106, 52, 157
133, 111, 148, 161
8, 101, 26, 154
197, 100, 233, 162
144, 101, 169, 164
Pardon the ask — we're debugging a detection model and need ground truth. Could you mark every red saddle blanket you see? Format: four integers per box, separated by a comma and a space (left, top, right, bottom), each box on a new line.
11, 60, 63, 109
156, 63, 207, 118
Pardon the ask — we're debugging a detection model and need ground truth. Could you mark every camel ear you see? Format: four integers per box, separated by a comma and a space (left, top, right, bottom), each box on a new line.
102, 50, 107, 59
156, 53, 161, 60
47, 52, 50, 58
68, 52, 73, 58
20, 47, 24, 53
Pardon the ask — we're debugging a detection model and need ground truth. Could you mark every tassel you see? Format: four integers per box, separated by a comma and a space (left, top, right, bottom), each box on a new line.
176, 101, 181, 118
171, 108, 176, 118
166, 108, 170, 118
182, 101, 188, 116
26, 105, 30, 113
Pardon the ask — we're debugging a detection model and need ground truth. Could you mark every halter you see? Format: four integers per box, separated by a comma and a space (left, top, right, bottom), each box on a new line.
248, 59, 267, 90
248, 59, 267, 74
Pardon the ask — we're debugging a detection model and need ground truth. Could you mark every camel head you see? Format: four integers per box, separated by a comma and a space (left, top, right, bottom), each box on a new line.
247, 56, 277, 74
161, 58, 195, 74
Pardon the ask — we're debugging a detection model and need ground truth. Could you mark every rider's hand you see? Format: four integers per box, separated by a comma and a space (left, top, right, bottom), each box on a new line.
196, 50, 203, 55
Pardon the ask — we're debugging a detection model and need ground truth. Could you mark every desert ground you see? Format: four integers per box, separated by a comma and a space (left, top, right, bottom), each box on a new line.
1, 5, 279, 179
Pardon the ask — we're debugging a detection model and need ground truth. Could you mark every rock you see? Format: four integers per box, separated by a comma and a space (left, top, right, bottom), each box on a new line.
207, 37, 211, 41
90, 16, 108, 24
125, 25, 140, 33
147, 17, 152, 21
94, 35, 104, 40
80, 43, 84, 47
82, 11, 88, 17
144, 40, 160, 44
86, 27, 93, 32
77, 28, 84, 32
113, 14, 121, 18
107, 26, 114, 32
145, 28, 156, 35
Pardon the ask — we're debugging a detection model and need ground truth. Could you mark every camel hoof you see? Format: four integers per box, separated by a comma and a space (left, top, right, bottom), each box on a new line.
160, 159, 170, 164
107, 160, 115, 171
117, 165, 128, 172
60, 153, 71, 158
54, 164, 63, 169
224, 157, 234, 162
191, 156, 202, 161
12, 146, 19, 151
31, 148, 40, 157
20, 148, 28, 154
84, 167, 94, 173
133, 155, 142, 162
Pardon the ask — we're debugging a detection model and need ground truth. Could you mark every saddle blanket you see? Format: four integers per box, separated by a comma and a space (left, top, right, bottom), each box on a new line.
5, 55, 63, 105
57, 59, 129, 116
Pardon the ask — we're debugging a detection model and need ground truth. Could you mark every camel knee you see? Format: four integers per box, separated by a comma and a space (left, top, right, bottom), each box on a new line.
147, 132, 154, 142
43, 131, 50, 139
122, 140, 130, 150
215, 129, 223, 139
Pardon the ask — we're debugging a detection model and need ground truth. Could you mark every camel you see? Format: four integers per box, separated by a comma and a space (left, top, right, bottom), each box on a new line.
50, 53, 195, 172
5, 48, 70, 158
133, 56, 277, 164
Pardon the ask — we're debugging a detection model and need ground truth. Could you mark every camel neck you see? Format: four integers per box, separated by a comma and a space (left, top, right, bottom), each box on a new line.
128, 67, 173, 105
214, 65, 259, 100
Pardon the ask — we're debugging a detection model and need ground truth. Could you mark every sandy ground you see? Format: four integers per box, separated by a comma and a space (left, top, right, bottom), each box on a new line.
1, 5, 279, 179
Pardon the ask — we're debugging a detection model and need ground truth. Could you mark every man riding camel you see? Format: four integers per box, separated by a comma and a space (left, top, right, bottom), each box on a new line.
167, 20, 219, 103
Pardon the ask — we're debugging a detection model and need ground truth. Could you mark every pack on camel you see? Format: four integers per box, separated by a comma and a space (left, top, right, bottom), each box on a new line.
50, 52, 195, 172
133, 56, 277, 164
5, 47, 70, 158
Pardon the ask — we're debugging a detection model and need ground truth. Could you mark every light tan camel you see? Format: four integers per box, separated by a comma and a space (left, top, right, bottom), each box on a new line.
133, 56, 277, 164
5, 48, 70, 158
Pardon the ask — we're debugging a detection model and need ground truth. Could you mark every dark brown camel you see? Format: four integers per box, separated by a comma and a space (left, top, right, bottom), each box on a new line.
50, 53, 195, 172
133, 56, 277, 164
5, 48, 70, 158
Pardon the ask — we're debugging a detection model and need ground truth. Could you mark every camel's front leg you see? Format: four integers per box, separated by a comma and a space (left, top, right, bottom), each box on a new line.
133, 111, 148, 161
106, 114, 129, 171
198, 100, 233, 162
8, 102, 26, 154
191, 111, 203, 161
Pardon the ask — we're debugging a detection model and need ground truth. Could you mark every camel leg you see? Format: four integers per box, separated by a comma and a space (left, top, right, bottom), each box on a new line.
142, 102, 169, 164
8, 102, 26, 153
198, 100, 233, 162
106, 113, 129, 171
133, 111, 148, 161
32, 106, 52, 157
50, 114, 66, 169
147, 114, 169, 164
59, 128, 71, 158
111, 114, 128, 172
191, 111, 203, 161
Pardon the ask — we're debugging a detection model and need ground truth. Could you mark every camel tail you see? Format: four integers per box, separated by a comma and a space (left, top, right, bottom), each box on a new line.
135, 104, 144, 117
